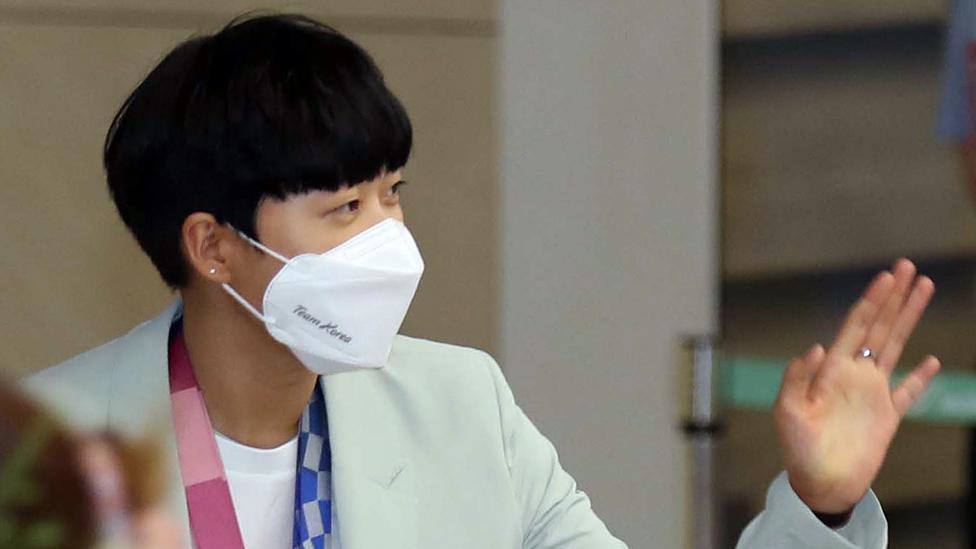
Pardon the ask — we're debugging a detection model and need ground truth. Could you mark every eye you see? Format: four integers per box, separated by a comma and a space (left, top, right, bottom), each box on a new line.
335, 199, 360, 214
386, 180, 407, 198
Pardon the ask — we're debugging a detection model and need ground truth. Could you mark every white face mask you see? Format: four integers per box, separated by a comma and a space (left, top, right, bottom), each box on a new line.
221, 218, 425, 375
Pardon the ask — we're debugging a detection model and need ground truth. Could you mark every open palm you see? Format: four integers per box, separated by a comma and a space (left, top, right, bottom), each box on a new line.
774, 259, 941, 513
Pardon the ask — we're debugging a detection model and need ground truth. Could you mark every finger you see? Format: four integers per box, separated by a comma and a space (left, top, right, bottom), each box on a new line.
776, 344, 826, 410
807, 343, 826, 369
860, 259, 916, 368
892, 356, 941, 418
803, 343, 828, 399
829, 271, 895, 359
777, 344, 825, 405
876, 276, 936, 375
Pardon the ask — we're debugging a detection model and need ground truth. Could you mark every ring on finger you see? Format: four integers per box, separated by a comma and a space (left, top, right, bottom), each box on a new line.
857, 347, 876, 361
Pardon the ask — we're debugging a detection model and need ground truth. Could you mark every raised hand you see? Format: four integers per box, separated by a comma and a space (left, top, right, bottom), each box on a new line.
773, 259, 941, 513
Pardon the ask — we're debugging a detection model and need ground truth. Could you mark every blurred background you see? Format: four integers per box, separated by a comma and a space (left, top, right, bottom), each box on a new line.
722, 2, 976, 549
0, 1, 972, 548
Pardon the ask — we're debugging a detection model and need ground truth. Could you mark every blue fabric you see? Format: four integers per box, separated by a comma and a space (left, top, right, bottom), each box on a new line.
937, 0, 976, 141
293, 383, 332, 549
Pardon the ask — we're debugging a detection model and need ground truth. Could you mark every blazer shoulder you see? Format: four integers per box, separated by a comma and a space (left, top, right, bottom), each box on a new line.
20, 337, 120, 428
388, 335, 511, 411
25, 337, 116, 385
20, 311, 166, 429
391, 335, 496, 372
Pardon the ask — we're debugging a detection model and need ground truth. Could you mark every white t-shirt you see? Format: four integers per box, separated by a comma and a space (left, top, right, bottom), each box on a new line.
215, 432, 298, 549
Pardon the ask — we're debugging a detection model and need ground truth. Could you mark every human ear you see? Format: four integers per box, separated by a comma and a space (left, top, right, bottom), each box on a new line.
180, 213, 245, 284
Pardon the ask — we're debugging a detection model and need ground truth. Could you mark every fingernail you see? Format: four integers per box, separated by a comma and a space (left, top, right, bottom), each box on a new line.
805, 344, 820, 361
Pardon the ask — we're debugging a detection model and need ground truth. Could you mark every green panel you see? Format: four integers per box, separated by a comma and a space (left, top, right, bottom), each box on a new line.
720, 357, 976, 425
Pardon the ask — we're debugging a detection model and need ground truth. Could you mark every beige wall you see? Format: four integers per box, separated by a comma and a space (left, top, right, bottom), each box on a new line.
0, 1, 494, 21
0, 2, 498, 376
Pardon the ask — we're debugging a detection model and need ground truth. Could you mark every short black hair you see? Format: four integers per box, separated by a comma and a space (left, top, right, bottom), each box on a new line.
104, 13, 412, 288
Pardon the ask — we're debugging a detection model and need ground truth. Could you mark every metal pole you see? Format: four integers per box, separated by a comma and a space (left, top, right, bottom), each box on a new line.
683, 336, 721, 549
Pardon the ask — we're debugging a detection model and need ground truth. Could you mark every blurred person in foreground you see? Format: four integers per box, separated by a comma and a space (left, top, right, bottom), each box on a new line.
0, 384, 180, 549
22, 13, 940, 549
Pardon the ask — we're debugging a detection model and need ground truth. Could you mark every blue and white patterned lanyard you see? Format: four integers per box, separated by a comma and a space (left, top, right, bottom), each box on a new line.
293, 382, 333, 549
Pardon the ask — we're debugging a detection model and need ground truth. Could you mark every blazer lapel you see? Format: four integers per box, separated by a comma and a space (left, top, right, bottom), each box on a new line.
322, 368, 418, 549
104, 300, 192, 546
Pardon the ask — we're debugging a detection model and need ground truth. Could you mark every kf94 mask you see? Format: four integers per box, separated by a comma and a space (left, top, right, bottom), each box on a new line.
221, 218, 425, 376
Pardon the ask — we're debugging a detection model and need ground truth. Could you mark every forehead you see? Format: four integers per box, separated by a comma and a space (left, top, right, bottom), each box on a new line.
261, 169, 405, 209
298, 169, 405, 196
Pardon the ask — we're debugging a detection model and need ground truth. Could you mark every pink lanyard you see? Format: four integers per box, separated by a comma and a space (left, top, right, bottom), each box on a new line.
168, 328, 246, 549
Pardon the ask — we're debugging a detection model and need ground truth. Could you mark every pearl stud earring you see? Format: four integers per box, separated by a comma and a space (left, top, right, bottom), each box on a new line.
209, 267, 218, 275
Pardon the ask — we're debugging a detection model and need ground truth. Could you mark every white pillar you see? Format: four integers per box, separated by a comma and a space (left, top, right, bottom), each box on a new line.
498, 2, 720, 546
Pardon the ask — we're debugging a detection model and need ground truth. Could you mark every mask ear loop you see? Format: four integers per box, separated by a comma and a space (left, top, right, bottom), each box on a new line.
222, 282, 275, 324
219, 225, 293, 325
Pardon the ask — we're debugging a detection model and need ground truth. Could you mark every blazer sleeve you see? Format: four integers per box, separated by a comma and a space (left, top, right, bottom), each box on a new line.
482, 352, 628, 548
735, 472, 887, 549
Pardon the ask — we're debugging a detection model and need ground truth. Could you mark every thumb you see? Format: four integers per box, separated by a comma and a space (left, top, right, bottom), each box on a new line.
892, 356, 941, 418
778, 344, 825, 404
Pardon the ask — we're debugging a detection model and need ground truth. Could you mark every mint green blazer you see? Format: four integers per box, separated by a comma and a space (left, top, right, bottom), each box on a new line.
23, 301, 887, 548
